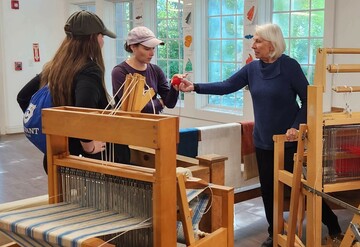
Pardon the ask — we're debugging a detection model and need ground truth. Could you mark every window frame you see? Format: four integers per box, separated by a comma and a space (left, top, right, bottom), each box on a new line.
166, 0, 335, 124
80, 0, 334, 124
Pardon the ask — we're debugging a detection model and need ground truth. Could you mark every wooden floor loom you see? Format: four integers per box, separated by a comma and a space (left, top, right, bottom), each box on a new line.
120, 72, 261, 203
274, 48, 360, 247
0, 106, 234, 247
117, 72, 235, 233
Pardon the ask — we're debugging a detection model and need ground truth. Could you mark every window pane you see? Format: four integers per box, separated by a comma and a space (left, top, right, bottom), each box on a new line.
222, 95, 234, 107
157, 0, 166, 10
168, 19, 181, 38
235, 91, 244, 108
310, 39, 322, 64
116, 40, 128, 64
237, 0, 245, 14
179, 41, 184, 60
303, 65, 315, 85
207, 0, 244, 110
222, 40, 236, 62
116, 2, 132, 19
273, 13, 290, 37
222, 63, 237, 78
156, 0, 183, 80
208, 0, 221, 16
208, 17, 221, 39
222, 0, 241, 14
209, 62, 221, 81
222, 16, 237, 38
312, 0, 324, 9
273, 0, 290, 11
272, 0, 324, 85
115, 2, 133, 65
158, 43, 167, 59
310, 10, 324, 37
290, 39, 309, 64
167, 40, 180, 59
291, 12, 309, 37
185, 58, 193, 72
158, 60, 167, 74
236, 15, 244, 38
209, 95, 221, 105
209, 40, 221, 61
291, 0, 310, 11
236, 40, 243, 62
169, 61, 181, 77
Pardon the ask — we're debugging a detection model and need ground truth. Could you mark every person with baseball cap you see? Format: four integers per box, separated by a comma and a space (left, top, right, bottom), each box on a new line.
112, 26, 181, 114
17, 10, 130, 173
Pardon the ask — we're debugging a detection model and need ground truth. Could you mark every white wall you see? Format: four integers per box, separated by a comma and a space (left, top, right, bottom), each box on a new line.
1, 0, 360, 134
0, 0, 66, 134
330, 1, 360, 113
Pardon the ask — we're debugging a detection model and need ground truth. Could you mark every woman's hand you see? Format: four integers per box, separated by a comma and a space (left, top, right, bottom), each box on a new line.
171, 74, 188, 90
178, 78, 194, 92
285, 128, 299, 141
81, 140, 106, 154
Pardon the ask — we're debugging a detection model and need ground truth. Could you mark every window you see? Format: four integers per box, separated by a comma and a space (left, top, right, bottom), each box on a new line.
200, 0, 324, 114
156, 0, 184, 80
108, 0, 326, 119
272, 0, 325, 84
207, 0, 244, 110
114, 2, 134, 64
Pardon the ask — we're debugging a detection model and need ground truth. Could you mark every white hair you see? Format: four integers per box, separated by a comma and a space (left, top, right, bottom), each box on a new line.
255, 23, 286, 59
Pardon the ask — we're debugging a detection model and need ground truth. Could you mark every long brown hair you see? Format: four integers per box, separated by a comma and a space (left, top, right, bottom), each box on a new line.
41, 34, 106, 106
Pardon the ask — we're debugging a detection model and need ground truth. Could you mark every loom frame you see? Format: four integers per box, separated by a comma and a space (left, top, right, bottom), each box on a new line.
119, 73, 155, 112
42, 106, 178, 246
308, 48, 360, 246
273, 48, 360, 247
40, 106, 234, 247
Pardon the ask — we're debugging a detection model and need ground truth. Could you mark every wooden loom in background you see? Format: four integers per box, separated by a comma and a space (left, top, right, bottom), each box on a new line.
273, 48, 360, 247
0, 106, 234, 247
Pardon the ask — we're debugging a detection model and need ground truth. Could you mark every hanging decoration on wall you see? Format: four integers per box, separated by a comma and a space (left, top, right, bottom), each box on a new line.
185, 12, 191, 25
246, 54, 254, 64
33, 43, 40, 62
247, 5, 255, 22
245, 0, 257, 25
185, 58, 193, 72
243, 0, 258, 65
182, 0, 194, 81
133, 0, 144, 25
184, 35, 192, 48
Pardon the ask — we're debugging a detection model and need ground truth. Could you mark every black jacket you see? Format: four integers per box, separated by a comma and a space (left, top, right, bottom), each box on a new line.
17, 61, 130, 165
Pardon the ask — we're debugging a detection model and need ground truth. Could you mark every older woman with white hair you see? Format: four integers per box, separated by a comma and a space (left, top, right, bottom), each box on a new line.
179, 23, 342, 247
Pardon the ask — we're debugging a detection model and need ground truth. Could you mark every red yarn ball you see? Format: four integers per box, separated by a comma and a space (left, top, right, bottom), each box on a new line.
171, 76, 181, 86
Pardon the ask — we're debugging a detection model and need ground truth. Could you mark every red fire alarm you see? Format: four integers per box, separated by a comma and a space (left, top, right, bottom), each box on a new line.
11, 0, 19, 10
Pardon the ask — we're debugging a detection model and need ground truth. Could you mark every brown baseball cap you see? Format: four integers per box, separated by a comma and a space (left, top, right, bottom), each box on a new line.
64, 10, 116, 38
